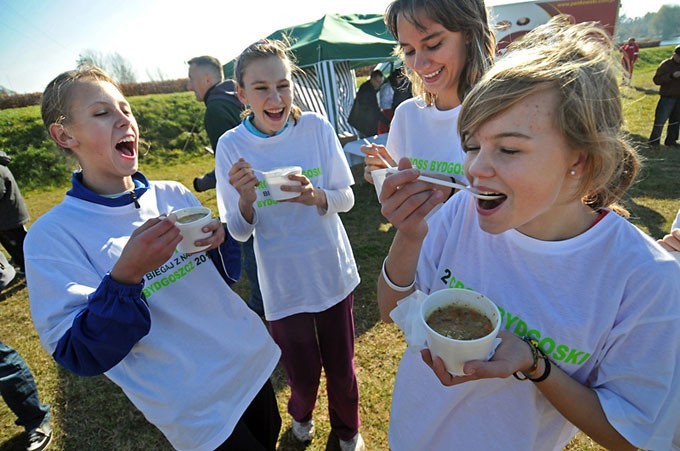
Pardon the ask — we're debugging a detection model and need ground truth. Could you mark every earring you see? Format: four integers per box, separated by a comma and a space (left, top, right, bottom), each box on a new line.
570, 170, 577, 176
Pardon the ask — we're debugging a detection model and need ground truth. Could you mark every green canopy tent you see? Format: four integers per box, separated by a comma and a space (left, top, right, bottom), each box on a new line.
223, 13, 398, 135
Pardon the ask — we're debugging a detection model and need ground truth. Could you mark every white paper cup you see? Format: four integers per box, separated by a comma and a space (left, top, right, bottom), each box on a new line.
421, 288, 501, 376
371, 168, 389, 202
172, 206, 212, 254
263, 166, 302, 201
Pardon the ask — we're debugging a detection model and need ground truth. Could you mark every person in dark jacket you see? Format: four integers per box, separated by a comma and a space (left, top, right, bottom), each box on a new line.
390, 67, 413, 111
0, 153, 29, 274
349, 70, 389, 137
648, 45, 680, 148
187, 56, 244, 191
187, 56, 264, 315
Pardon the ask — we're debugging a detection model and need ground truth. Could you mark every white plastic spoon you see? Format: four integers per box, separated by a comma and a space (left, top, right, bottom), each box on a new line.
385, 167, 504, 201
363, 138, 393, 168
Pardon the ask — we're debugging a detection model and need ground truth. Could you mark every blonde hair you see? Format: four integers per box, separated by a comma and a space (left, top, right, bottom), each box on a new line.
385, 0, 496, 106
41, 66, 118, 129
233, 38, 302, 124
41, 66, 119, 152
459, 17, 639, 215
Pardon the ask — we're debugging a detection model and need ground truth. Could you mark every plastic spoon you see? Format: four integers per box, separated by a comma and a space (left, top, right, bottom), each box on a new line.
385, 167, 504, 201
363, 138, 393, 168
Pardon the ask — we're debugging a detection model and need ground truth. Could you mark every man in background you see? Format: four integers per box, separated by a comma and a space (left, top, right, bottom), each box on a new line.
648, 45, 680, 148
0, 151, 28, 275
187, 56, 243, 192
348, 70, 389, 138
186, 56, 264, 315
619, 37, 640, 85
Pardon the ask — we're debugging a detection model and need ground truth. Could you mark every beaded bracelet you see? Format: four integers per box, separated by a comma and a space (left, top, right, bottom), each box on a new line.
513, 336, 551, 383
381, 257, 416, 292
528, 353, 551, 383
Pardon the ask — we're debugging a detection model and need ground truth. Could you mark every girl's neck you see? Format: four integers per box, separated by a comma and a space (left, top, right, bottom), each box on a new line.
246, 115, 289, 137
433, 91, 461, 111
518, 202, 601, 241
81, 173, 135, 195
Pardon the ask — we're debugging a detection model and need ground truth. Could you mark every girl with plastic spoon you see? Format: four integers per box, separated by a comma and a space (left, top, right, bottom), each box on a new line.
25, 67, 281, 451
376, 18, 680, 451
362, 0, 495, 200
214, 39, 364, 451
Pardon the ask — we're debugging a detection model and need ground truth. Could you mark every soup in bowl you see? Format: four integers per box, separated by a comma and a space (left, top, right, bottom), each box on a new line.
420, 288, 501, 376
171, 206, 212, 254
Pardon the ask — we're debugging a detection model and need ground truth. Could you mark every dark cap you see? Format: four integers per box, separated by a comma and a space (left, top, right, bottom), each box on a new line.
675, 45, 680, 55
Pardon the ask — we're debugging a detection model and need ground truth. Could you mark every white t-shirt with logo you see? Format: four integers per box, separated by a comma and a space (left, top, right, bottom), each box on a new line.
387, 97, 467, 184
26, 181, 280, 451
215, 112, 360, 321
388, 192, 680, 451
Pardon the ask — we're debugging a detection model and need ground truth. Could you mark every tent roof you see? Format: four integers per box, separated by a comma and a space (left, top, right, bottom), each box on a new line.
223, 13, 398, 77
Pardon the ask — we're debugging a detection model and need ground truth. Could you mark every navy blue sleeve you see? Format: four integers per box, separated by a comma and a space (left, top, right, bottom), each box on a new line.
53, 274, 151, 376
207, 224, 241, 286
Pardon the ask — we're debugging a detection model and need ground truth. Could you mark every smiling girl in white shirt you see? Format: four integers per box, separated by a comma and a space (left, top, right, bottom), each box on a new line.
376, 18, 680, 451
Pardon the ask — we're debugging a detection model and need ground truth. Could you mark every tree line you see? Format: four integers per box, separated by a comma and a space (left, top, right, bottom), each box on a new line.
615, 4, 680, 44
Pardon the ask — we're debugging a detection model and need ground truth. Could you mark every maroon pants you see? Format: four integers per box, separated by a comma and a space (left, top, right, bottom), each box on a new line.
269, 294, 360, 441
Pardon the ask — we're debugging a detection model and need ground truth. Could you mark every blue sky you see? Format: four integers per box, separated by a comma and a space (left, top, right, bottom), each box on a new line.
0, 0, 673, 94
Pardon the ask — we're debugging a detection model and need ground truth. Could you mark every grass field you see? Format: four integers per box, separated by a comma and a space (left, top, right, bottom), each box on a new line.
1, 46, 679, 450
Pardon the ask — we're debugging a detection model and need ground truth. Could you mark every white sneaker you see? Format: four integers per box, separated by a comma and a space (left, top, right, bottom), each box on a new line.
292, 419, 315, 442
339, 432, 365, 451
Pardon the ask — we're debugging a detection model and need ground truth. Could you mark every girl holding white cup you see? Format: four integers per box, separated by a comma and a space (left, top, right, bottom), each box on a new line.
214, 39, 363, 450
377, 18, 680, 451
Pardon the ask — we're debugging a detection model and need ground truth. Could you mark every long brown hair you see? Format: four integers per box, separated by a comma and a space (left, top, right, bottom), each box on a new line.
385, 0, 495, 106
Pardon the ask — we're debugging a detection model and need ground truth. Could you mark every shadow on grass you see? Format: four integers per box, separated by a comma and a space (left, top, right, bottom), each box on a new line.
0, 433, 26, 451
277, 428, 344, 451
0, 277, 26, 303
624, 197, 669, 239
615, 136, 680, 198
632, 86, 658, 95
342, 165, 396, 337
53, 367, 168, 450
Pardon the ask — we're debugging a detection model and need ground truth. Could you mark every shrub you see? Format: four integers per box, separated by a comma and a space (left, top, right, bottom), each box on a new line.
0, 91, 209, 191
0, 79, 190, 110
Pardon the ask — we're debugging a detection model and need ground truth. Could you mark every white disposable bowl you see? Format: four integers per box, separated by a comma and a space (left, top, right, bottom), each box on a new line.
263, 166, 302, 201
420, 288, 501, 376
172, 206, 212, 254
371, 168, 389, 202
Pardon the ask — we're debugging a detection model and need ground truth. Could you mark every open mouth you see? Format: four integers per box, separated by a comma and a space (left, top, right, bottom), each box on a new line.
115, 136, 136, 157
422, 67, 443, 80
265, 108, 285, 121
477, 193, 507, 210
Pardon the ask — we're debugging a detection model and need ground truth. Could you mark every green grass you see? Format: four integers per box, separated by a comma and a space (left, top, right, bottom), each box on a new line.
2, 46, 680, 450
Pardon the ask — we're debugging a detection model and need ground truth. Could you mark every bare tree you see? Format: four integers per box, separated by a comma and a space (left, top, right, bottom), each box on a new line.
75, 50, 137, 84
108, 52, 137, 84
0, 85, 16, 97
146, 67, 167, 82
77, 49, 107, 70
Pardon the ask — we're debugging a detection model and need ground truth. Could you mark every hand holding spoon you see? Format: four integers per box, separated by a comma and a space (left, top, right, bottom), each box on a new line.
385, 167, 504, 201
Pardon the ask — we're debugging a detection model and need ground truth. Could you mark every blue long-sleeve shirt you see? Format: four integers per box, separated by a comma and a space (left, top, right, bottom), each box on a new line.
53, 172, 237, 376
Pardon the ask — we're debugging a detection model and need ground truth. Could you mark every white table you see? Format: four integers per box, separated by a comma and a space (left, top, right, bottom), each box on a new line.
342, 133, 388, 166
